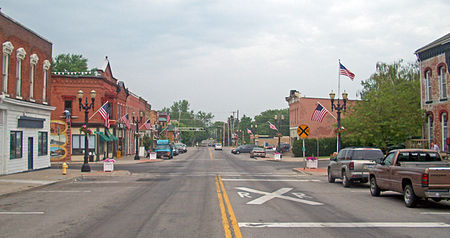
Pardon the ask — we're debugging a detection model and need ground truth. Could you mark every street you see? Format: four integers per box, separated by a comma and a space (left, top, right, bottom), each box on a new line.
0, 147, 449, 238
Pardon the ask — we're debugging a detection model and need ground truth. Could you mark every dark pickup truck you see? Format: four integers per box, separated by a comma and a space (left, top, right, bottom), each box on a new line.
369, 149, 450, 207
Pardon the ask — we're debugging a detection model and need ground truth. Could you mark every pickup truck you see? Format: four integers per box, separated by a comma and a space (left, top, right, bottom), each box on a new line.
328, 147, 384, 187
369, 149, 450, 207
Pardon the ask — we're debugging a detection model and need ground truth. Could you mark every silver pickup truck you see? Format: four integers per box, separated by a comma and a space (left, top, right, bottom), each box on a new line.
328, 147, 385, 187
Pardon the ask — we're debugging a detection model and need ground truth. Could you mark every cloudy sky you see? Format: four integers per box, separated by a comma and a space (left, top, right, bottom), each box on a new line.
2, 0, 450, 121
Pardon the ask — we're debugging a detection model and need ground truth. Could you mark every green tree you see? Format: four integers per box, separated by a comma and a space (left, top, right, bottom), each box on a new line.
52, 53, 91, 72
341, 60, 424, 151
254, 109, 289, 137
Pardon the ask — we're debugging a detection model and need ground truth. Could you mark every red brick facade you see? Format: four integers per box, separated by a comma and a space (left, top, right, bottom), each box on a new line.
286, 90, 357, 140
416, 33, 450, 152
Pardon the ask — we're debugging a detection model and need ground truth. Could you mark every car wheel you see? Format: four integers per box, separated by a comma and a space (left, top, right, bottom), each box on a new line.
236, 151, 240, 154
369, 176, 380, 197
404, 184, 418, 208
327, 168, 335, 183
342, 172, 351, 187
250, 155, 254, 158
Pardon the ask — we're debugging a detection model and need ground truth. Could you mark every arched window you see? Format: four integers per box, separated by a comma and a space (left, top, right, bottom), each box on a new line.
439, 65, 447, 99
425, 70, 432, 102
16, 48, 26, 98
427, 113, 434, 144
442, 112, 448, 152
42, 60, 50, 103
29, 54, 39, 100
2, 41, 14, 94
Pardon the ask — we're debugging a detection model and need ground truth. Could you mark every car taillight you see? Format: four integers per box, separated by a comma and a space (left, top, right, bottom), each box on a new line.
422, 173, 429, 187
349, 162, 354, 170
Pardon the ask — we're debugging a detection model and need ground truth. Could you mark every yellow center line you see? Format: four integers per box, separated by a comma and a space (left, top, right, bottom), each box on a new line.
209, 148, 214, 160
218, 175, 243, 238
216, 176, 232, 238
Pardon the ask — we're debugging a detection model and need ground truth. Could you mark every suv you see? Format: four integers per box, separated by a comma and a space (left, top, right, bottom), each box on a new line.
276, 143, 290, 153
328, 147, 384, 187
231, 144, 258, 154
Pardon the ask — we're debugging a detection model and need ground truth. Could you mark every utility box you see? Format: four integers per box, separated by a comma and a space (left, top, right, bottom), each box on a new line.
103, 160, 114, 172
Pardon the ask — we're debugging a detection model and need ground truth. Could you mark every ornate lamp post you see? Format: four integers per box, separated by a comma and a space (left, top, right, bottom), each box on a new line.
251, 124, 258, 144
329, 90, 348, 152
133, 111, 143, 160
274, 114, 284, 152
77, 89, 96, 172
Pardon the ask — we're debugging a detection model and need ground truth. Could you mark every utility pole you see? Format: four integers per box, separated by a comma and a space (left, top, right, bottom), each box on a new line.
236, 110, 239, 146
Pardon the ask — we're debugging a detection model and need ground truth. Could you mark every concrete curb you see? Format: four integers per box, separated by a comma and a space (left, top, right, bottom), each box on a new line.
292, 167, 327, 176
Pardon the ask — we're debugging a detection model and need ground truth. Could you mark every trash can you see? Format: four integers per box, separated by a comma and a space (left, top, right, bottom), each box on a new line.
274, 152, 281, 160
117, 150, 121, 158
150, 152, 157, 160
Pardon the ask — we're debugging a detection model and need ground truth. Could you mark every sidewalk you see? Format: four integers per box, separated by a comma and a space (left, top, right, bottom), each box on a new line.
254, 153, 328, 176
0, 155, 162, 197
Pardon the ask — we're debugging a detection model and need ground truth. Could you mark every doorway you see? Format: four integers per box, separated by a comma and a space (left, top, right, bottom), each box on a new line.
28, 137, 33, 170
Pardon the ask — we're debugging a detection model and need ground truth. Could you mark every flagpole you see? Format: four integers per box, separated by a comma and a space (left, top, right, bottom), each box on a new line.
337, 59, 341, 153
88, 101, 108, 120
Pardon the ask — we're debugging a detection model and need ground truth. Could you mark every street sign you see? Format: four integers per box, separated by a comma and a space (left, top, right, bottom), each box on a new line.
297, 125, 310, 139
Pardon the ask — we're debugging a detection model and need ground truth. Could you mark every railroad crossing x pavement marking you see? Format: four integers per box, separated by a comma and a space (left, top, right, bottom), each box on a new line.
236, 187, 323, 206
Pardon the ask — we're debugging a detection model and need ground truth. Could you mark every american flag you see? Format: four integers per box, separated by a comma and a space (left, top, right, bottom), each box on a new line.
340, 63, 355, 80
311, 103, 329, 122
143, 119, 152, 130
99, 102, 110, 128
268, 122, 278, 131
122, 113, 130, 129
247, 129, 252, 134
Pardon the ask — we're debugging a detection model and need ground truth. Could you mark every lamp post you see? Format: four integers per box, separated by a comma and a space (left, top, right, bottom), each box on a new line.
251, 124, 258, 144
77, 89, 96, 172
329, 90, 348, 152
133, 111, 143, 160
274, 114, 284, 152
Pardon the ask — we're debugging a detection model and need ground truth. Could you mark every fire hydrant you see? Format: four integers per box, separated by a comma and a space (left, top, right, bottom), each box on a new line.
62, 162, 68, 175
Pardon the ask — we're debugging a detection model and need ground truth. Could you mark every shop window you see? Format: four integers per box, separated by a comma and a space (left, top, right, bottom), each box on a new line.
72, 134, 95, 155
38, 132, 48, 156
10, 131, 22, 159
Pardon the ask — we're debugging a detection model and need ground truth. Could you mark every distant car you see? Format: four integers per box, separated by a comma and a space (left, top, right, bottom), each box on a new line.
250, 147, 266, 158
215, 143, 222, 150
175, 143, 187, 153
231, 144, 258, 154
276, 143, 290, 153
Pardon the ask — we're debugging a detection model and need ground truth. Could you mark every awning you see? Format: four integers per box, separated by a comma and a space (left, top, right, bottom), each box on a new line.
105, 128, 118, 141
95, 131, 111, 142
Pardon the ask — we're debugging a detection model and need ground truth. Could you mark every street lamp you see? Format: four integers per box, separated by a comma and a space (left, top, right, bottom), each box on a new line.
329, 90, 348, 152
251, 124, 258, 144
133, 111, 143, 160
274, 114, 284, 152
77, 89, 96, 172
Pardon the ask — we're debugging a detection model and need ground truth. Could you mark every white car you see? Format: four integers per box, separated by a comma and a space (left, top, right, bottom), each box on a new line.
214, 143, 223, 150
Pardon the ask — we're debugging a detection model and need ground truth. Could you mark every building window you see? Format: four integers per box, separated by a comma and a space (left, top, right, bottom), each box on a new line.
10, 131, 22, 159
29, 54, 39, 99
43, 60, 50, 102
2, 41, 14, 94
72, 134, 95, 155
439, 66, 447, 100
38, 132, 48, 156
64, 100, 72, 115
442, 113, 448, 152
427, 114, 434, 144
425, 70, 432, 102
16, 48, 26, 98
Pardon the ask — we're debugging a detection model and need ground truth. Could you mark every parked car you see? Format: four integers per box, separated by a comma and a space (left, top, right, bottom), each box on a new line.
328, 147, 384, 187
250, 147, 266, 158
276, 143, 290, 153
154, 140, 173, 159
369, 149, 450, 207
215, 143, 223, 150
175, 143, 187, 153
231, 144, 258, 154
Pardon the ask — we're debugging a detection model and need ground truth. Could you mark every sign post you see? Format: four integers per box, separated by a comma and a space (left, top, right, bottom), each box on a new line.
297, 125, 310, 169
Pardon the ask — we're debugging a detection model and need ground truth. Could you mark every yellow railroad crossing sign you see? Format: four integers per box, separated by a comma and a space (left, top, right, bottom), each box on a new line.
297, 125, 310, 139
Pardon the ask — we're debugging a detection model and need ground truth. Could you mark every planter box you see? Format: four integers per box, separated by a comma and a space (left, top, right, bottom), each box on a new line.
306, 158, 318, 169
103, 161, 114, 172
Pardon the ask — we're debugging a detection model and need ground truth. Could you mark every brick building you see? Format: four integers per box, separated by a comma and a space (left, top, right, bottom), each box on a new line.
415, 33, 450, 152
0, 11, 55, 174
285, 90, 357, 143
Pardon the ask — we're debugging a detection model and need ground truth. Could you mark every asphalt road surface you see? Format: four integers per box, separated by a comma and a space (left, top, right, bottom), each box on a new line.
0, 147, 449, 238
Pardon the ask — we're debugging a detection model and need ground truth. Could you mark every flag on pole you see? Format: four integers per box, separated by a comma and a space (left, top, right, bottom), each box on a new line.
99, 102, 110, 128
247, 129, 252, 134
339, 63, 355, 80
122, 113, 130, 129
268, 122, 278, 131
311, 103, 329, 122
143, 119, 152, 130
